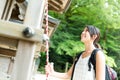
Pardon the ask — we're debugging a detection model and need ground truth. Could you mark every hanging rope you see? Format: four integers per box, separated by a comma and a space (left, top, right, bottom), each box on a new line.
44, 0, 49, 80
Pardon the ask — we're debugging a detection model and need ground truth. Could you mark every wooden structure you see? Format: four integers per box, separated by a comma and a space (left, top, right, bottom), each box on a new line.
40, 16, 60, 52
48, 0, 72, 13
0, 0, 71, 80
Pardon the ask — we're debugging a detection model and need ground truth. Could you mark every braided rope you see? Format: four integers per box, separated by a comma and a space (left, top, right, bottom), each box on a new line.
44, 0, 49, 80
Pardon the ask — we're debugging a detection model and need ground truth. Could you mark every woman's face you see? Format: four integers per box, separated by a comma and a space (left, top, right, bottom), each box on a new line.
81, 27, 91, 43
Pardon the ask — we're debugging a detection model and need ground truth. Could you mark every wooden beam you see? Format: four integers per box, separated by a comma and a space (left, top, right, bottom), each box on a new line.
47, 15, 60, 26
57, 0, 63, 5
49, 0, 62, 9
0, 20, 43, 42
0, 47, 16, 57
62, 0, 72, 12
48, 3, 60, 11
48, 0, 72, 13
48, 0, 63, 5
16, 0, 25, 3
0, 36, 18, 49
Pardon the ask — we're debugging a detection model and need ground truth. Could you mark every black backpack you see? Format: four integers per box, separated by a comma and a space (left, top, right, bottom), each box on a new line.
71, 49, 117, 80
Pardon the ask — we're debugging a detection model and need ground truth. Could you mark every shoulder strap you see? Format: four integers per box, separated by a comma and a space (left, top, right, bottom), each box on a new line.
74, 51, 84, 64
88, 48, 101, 75
90, 48, 101, 69
71, 51, 84, 80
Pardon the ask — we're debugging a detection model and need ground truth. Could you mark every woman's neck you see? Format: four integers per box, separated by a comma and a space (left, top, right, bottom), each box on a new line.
82, 42, 96, 58
84, 42, 96, 52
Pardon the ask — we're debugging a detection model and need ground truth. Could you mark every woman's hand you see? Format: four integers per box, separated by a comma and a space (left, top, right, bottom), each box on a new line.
46, 62, 72, 79
45, 62, 54, 76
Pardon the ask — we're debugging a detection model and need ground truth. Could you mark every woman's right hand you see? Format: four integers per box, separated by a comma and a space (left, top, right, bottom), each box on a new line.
45, 62, 54, 75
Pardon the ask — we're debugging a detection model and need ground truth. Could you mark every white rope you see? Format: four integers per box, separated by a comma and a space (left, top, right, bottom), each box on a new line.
44, 0, 49, 80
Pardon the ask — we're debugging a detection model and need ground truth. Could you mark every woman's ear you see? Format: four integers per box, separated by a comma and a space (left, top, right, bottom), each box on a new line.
92, 35, 97, 40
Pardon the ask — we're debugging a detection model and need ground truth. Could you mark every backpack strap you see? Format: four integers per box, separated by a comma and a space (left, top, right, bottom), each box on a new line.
71, 51, 84, 80
88, 48, 101, 75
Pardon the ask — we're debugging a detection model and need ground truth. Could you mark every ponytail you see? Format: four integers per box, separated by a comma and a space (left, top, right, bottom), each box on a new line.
94, 43, 101, 49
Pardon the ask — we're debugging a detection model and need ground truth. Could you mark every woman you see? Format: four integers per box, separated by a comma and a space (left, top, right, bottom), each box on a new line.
46, 25, 105, 80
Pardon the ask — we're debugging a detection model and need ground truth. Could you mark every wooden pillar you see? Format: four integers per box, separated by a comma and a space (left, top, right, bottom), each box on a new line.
0, 0, 7, 18
11, 0, 45, 80
1, 0, 13, 20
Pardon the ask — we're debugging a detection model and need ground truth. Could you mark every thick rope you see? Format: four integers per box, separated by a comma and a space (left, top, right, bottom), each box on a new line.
44, 0, 49, 80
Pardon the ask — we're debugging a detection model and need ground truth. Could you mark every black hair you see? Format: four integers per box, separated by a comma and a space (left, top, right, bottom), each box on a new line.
86, 25, 101, 48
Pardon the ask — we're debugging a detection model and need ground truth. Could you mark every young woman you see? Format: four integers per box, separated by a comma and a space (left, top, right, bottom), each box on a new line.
45, 25, 105, 80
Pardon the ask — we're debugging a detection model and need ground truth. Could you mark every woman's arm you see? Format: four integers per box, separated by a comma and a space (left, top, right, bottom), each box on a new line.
45, 63, 73, 79
96, 50, 105, 80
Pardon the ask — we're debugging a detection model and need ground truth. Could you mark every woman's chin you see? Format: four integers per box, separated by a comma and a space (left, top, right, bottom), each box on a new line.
81, 39, 87, 43
81, 39, 84, 42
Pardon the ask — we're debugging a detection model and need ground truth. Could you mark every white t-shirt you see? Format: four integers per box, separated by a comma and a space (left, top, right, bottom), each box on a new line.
72, 55, 95, 80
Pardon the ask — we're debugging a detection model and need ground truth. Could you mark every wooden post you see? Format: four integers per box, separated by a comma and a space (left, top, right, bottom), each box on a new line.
1, 0, 13, 20
11, 0, 45, 80
0, 0, 7, 18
